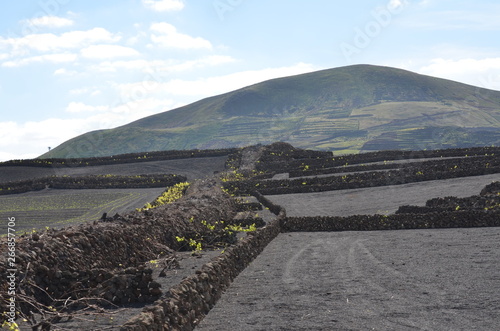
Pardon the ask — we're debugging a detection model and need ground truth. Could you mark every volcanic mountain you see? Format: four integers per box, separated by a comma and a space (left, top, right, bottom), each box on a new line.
41, 64, 500, 158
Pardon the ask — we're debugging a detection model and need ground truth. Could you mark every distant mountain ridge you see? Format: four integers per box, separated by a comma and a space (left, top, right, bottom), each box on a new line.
41, 64, 500, 158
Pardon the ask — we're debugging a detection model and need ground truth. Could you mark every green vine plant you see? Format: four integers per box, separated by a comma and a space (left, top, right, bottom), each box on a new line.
1, 320, 20, 331
224, 223, 257, 233
137, 182, 190, 211
174, 218, 258, 255
221, 170, 246, 182
221, 169, 266, 183
175, 236, 203, 253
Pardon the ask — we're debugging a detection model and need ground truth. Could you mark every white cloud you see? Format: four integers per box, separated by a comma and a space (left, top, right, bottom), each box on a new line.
68, 87, 102, 96
2, 53, 77, 67
172, 62, 318, 96
0, 63, 317, 162
0, 28, 120, 54
66, 102, 109, 113
91, 59, 163, 72
388, 0, 404, 10
81, 44, 140, 59
69, 87, 90, 95
142, 0, 184, 12
0, 119, 87, 161
171, 55, 237, 70
0, 151, 40, 162
150, 22, 212, 50
115, 62, 317, 99
126, 36, 140, 46
22, 15, 74, 28
0, 100, 169, 161
90, 55, 236, 73
419, 58, 500, 90
53, 68, 78, 76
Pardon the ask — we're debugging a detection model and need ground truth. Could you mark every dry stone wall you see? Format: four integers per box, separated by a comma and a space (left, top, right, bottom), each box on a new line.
481, 181, 500, 195
121, 212, 283, 330
0, 148, 238, 168
282, 210, 500, 232
225, 154, 500, 196
3, 144, 500, 330
256, 145, 500, 174
0, 179, 237, 321
0, 174, 186, 195
120, 186, 500, 330
119, 184, 286, 330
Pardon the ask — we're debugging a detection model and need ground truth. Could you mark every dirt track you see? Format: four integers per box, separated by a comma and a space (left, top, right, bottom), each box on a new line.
196, 229, 500, 330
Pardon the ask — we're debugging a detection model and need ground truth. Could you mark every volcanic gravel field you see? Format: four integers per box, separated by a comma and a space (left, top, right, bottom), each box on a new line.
0, 156, 227, 183
269, 174, 500, 217
196, 229, 500, 331
197, 170, 500, 330
0, 156, 227, 233
0, 187, 165, 233
2, 145, 500, 330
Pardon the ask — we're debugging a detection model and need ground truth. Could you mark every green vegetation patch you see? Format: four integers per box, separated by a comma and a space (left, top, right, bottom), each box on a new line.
40, 65, 500, 158
138, 182, 190, 211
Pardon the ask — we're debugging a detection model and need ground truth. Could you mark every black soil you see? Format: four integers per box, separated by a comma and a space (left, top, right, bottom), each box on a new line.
196, 229, 500, 331
269, 174, 500, 217
0, 156, 228, 183
3, 145, 500, 330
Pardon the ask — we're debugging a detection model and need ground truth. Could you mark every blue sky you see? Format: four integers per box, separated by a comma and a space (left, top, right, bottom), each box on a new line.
1, 0, 500, 161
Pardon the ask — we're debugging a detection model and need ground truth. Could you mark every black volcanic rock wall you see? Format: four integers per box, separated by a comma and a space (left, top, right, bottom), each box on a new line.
3, 145, 500, 330
121, 217, 282, 330
0, 174, 186, 195
281, 211, 500, 232
0, 179, 237, 321
120, 180, 286, 330
121, 181, 500, 330
1, 148, 238, 168
225, 153, 500, 196
255, 146, 500, 175
396, 181, 500, 214
481, 181, 500, 195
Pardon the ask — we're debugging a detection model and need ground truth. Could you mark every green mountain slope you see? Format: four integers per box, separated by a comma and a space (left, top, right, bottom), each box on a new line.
41, 64, 500, 158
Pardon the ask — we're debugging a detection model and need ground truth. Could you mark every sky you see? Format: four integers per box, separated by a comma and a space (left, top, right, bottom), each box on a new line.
1, 0, 500, 161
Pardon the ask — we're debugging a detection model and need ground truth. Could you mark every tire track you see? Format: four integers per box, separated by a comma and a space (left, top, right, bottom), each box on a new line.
346, 238, 478, 330
197, 230, 500, 330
